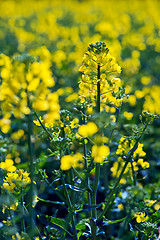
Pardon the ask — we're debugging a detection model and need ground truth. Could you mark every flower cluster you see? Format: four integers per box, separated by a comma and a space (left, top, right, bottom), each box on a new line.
91, 145, 110, 163
3, 169, 31, 193
0, 52, 60, 133
111, 136, 149, 184
78, 122, 98, 138
60, 152, 83, 170
134, 212, 148, 223
0, 159, 16, 172
79, 42, 125, 110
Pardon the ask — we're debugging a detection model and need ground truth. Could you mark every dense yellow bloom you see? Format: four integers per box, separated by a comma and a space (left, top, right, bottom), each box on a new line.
111, 137, 149, 182
11, 129, 24, 140
91, 145, 110, 163
78, 122, 98, 137
60, 153, 83, 170
143, 85, 160, 115
134, 212, 147, 223
0, 159, 16, 172
145, 200, 156, 207
79, 42, 125, 110
137, 158, 149, 169
116, 137, 146, 159
123, 111, 133, 120
127, 95, 136, 106
3, 169, 31, 193
0, 52, 60, 133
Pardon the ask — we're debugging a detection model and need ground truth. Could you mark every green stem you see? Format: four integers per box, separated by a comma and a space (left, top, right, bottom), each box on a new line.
72, 167, 91, 192
131, 159, 137, 186
61, 171, 77, 240
91, 164, 100, 219
96, 65, 101, 113
97, 122, 149, 222
21, 188, 26, 232
107, 108, 120, 145
34, 111, 53, 140
69, 168, 75, 205
82, 114, 92, 218
37, 168, 66, 204
23, 205, 43, 240
27, 111, 35, 238
25, 84, 35, 238
91, 64, 101, 240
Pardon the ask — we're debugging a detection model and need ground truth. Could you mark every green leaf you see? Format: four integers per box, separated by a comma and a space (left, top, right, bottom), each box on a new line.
148, 210, 160, 224
37, 197, 65, 205
76, 222, 86, 231
102, 216, 127, 225
75, 203, 102, 214
56, 184, 85, 192
37, 215, 73, 237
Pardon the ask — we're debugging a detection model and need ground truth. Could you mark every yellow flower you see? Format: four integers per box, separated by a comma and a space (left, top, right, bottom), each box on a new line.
154, 203, 160, 211
78, 122, 98, 137
0, 159, 16, 172
117, 203, 124, 211
134, 212, 147, 223
141, 76, 151, 85
70, 118, 79, 128
0, 53, 60, 133
11, 129, 24, 140
78, 42, 124, 108
128, 95, 136, 106
64, 126, 71, 134
60, 153, 83, 171
3, 169, 31, 193
145, 200, 156, 207
123, 111, 133, 120
91, 145, 110, 163
65, 93, 79, 102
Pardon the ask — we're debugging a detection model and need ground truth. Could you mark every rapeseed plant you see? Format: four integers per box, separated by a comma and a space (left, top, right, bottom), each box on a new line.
0, 0, 160, 239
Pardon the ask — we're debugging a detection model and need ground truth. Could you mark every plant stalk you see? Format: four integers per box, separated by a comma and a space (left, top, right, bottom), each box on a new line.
97, 122, 149, 222
91, 64, 101, 240
61, 171, 77, 240
27, 111, 35, 238
82, 114, 92, 218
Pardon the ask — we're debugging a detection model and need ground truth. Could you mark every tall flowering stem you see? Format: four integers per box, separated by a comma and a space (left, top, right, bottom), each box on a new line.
26, 84, 35, 238
82, 114, 92, 219
91, 64, 101, 240
79, 42, 124, 239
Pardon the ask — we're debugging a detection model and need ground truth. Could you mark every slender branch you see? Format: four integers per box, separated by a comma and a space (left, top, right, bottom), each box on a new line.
34, 111, 53, 140
21, 187, 26, 232
96, 65, 101, 113
61, 171, 77, 240
37, 168, 66, 203
82, 114, 92, 218
131, 159, 137, 186
71, 167, 91, 192
107, 108, 120, 145
27, 111, 35, 238
23, 205, 43, 240
97, 122, 149, 222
